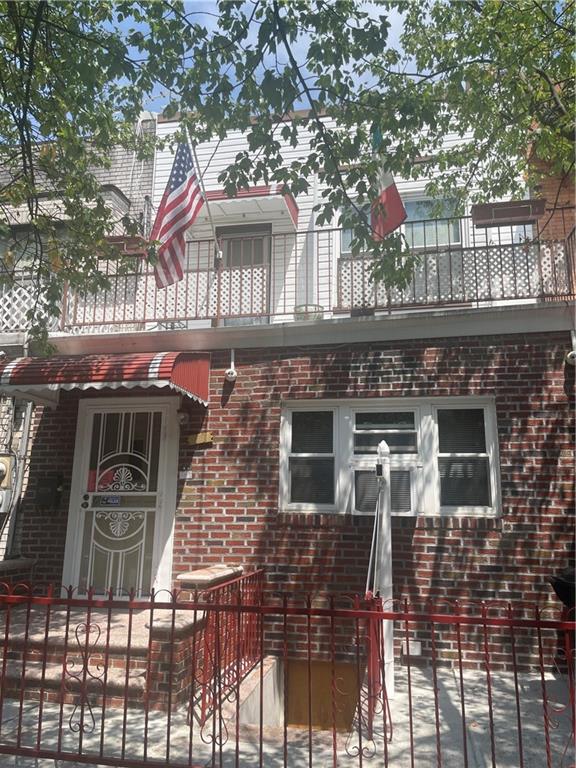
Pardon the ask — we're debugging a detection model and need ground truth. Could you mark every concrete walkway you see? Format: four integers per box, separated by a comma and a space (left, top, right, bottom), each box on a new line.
0, 665, 572, 767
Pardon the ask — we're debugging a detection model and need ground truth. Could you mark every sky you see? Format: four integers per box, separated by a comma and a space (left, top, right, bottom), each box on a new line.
129, 0, 405, 115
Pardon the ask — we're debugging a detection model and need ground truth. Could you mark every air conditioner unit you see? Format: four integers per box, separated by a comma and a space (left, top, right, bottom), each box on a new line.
471, 199, 546, 228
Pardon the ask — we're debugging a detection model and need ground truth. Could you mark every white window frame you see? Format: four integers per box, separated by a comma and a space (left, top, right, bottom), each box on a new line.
337, 198, 466, 259
279, 397, 501, 517
279, 406, 338, 513
431, 400, 500, 516
337, 204, 370, 258
403, 198, 463, 250
348, 404, 423, 517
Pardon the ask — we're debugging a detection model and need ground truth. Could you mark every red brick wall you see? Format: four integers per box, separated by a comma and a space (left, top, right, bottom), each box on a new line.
533, 167, 575, 241
17, 398, 78, 585
17, 331, 575, 616
175, 331, 574, 614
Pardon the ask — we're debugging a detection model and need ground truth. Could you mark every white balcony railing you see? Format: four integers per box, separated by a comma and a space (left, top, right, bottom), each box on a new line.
1, 213, 574, 335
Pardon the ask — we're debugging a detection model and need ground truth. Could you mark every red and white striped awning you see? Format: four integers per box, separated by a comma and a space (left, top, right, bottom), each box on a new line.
0, 352, 210, 406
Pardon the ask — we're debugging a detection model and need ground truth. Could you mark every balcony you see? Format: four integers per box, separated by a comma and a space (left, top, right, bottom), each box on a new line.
1, 211, 574, 335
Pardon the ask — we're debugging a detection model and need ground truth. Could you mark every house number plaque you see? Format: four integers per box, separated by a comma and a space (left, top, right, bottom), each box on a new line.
99, 495, 121, 506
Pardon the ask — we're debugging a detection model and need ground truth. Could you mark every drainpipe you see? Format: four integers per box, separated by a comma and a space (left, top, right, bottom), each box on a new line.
5, 335, 34, 557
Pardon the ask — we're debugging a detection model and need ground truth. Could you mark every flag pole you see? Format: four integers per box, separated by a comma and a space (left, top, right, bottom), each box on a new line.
185, 125, 224, 325
185, 126, 222, 262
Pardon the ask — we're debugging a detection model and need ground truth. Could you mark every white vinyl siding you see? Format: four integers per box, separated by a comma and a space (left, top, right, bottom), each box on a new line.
280, 398, 500, 517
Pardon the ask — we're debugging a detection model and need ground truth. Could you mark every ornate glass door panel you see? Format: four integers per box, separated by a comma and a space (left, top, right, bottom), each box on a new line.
76, 409, 165, 597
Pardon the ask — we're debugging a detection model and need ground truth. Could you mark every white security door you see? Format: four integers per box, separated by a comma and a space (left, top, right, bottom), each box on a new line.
63, 399, 178, 596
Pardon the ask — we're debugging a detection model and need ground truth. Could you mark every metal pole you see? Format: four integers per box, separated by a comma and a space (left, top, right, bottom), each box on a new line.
186, 128, 223, 323
374, 439, 394, 698
186, 128, 222, 252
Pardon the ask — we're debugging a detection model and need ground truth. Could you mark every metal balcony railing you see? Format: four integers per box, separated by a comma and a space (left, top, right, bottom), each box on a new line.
1, 209, 574, 334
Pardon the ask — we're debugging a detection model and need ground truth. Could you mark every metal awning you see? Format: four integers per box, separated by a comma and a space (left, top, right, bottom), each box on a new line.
200, 185, 299, 229
0, 352, 210, 407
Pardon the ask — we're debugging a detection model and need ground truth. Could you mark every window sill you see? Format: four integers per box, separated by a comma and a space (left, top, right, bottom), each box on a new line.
277, 510, 502, 531
281, 508, 500, 519
276, 511, 372, 529
394, 516, 503, 531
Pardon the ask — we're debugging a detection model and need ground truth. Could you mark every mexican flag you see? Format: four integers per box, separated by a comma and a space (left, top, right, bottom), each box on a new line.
370, 126, 406, 241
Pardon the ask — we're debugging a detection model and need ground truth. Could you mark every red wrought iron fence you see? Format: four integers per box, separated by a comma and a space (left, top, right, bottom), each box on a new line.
0, 583, 572, 768
197, 569, 264, 726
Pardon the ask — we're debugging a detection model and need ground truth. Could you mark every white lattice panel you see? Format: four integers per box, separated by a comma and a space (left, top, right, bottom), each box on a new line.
1, 280, 39, 330
338, 257, 376, 308
478, 245, 525, 299
338, 241, 571, 311
402, 251, 467, 305
539, 242, 569, 295
213, 267, 268, 317
338, 252, 468, 308
66, 275, 140, 326
0, 277, 59, 331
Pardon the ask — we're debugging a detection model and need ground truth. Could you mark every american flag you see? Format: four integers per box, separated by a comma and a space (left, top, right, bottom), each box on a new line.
151, 142, 204, 288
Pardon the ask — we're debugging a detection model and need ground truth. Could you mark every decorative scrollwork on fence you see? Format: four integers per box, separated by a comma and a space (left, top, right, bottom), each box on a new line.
65, 621, 105, 734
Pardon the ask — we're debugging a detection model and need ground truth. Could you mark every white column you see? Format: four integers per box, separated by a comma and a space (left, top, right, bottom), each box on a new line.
374, 440, 394, 698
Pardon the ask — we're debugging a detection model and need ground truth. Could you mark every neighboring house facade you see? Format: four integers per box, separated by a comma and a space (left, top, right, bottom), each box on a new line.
0, 115, 573, 662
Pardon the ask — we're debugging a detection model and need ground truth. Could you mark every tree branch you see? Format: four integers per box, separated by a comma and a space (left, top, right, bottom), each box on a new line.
272, 0, 372, 230
531, 0, 574, 33
533, 66, 568, 116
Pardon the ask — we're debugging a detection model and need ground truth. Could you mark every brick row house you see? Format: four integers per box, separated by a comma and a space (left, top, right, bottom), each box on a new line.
0, 114, 574, 659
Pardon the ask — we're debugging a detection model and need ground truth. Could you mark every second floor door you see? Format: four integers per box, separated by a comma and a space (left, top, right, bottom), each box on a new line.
216, 223, 272, 325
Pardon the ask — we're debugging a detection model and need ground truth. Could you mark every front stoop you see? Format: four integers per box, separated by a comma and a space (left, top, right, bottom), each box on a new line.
0, 606, 207, 712
177, 565, 244, 594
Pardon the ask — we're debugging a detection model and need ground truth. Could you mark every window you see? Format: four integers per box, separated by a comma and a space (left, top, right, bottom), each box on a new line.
351, 410, 419, 514
340, 205, 369, 256
216, 224, 271, 269
340, 199, 461, 255
280, 398, 499, 516
404, 200, 461, 249
437, 408, 491, 507
288, 410, 335, 506
341, 225, 356, 256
